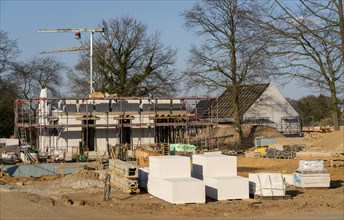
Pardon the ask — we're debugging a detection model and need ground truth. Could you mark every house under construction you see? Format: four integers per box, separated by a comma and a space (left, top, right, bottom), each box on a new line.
14, 83, 301, 159
14, 89, 218, 157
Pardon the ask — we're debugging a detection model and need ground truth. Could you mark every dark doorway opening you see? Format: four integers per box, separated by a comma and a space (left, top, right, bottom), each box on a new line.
120, 119, 131, 145
156, 119, 175, 143
83, 120, 95, 151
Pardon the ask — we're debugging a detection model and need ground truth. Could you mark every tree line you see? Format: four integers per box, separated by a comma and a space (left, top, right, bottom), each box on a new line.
1, 0, 343, 141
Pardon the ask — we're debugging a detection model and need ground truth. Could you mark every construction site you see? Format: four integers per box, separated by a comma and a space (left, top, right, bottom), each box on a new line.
0, 85, 343, 219
13, 89, 219, 156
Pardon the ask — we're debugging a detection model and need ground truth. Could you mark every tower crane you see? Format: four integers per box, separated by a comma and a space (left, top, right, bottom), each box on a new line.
37, 28, 104, 95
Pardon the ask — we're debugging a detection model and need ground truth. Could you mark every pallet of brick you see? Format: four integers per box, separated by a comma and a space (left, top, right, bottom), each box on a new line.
249, 173, 285, 197
192, 154, 237, 177
148, 175, 205, 204
203, 176, 249, 200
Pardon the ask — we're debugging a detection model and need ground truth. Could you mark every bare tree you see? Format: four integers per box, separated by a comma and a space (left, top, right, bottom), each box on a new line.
0, 31, 20, 137
69, 16, 180, 97
0, 31, 20, 79
260, 0, 344, 130
12, 57, 66, 99
182, 0, 273, 145
0, 78, 19, 137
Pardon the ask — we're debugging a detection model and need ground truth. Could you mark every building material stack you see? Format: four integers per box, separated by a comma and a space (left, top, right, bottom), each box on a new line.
109, 159, 140, 193
147, 156, 205, 204
293, 160, 330, 188
249, 173, 286, 197
192, 154, 249, 200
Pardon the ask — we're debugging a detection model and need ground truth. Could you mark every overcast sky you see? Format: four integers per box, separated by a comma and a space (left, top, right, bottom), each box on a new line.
1, 0, 316, 99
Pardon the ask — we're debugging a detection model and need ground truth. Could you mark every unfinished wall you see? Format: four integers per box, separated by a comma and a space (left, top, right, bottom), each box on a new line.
244, 83, 300, 134
37, 98, 185, 153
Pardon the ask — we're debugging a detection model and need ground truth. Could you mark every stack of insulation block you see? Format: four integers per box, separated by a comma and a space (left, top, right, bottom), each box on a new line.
293, 160, 330, 188
147, 156, 205, 204
109, 159, 140, 193
249, 173, 286, 197
192, 154, 249, 200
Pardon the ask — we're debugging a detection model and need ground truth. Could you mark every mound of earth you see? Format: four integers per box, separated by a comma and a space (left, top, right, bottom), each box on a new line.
202, 125, 284, 148
243, 125, 285, 138
313, 130, 344, 153
64, 169, 99, 181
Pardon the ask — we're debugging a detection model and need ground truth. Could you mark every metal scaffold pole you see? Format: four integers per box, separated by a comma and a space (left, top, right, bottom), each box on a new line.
90, 31, 94, 94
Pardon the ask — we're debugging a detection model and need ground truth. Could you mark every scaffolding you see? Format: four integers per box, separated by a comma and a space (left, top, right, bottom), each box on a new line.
14, 96, 219, 154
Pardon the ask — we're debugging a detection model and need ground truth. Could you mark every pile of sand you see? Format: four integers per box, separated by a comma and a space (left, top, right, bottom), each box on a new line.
275, 137, 311, 146
312, 130, 344, 153
206, 125, 284, 147
237, 156, 299, 176
58, 170, 103, 189
212, 125, 284, 138
249, 125, 283, 138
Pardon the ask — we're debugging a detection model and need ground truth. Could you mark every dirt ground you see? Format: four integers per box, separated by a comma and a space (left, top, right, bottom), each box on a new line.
1, 156, 343, 220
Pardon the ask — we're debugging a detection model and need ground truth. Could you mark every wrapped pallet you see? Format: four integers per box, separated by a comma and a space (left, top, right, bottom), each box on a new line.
294, 160, 330, 188
249, 173, 286, 197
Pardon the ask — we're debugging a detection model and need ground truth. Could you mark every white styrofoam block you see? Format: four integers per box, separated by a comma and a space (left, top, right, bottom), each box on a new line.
192, 154, 237, 177
165, 177, 205, 204
293, 173, 330, 188
138, 168, 149, 190
203, 176, 249, 200
147, 176, 167, 200
149, 156, 190, 178
148, 176, 205, 204
249, 173, 285, 196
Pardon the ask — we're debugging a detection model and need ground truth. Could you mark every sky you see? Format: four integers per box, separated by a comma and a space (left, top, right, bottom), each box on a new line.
0, 0, 316, 99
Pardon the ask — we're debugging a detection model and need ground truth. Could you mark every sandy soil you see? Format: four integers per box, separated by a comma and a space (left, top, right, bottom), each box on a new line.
312, 130, 344, 152
1, 156, 343, 220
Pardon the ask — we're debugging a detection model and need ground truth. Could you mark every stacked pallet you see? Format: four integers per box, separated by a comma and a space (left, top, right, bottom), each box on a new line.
192, 154, 249, 200
293, 160, 330, 188
147, 156, 205, 204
